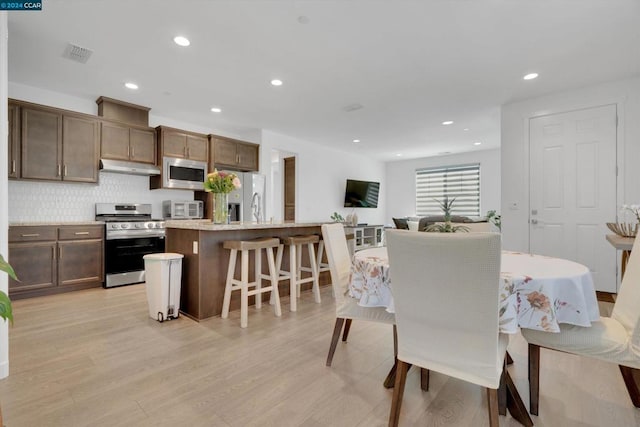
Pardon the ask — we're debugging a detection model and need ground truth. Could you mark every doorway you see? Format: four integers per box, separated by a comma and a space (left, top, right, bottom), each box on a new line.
284, 156, 295, 221
529, 104, 617, 292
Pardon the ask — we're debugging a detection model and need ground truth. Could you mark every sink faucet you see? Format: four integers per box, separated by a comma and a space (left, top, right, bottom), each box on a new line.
251, 192, 262, 223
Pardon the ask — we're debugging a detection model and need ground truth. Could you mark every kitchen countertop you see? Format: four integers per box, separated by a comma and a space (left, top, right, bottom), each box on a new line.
9, 221, 106, 226
165, 219, 326, 231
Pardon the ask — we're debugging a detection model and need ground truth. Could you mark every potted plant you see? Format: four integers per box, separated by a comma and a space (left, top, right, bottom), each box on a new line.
425, 197, 469, 233
0, 254, 15, 324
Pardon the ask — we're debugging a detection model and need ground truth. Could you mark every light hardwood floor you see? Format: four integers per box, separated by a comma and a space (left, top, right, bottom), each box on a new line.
0, 286, 638, 426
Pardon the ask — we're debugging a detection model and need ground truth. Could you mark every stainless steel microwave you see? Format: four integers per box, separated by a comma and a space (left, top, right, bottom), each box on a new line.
162, 157, 207, 190
162, 200, 204, 219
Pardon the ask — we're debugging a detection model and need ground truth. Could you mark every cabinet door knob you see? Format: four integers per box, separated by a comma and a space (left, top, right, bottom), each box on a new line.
131, 147, 135, 158
11, 160, 16, 174
21, 233, 40, 237
57, 164, 61, 176
64, 165, 67, 177
74, 231, 90, 235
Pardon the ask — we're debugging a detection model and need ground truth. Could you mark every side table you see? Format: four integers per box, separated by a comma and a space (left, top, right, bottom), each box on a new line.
606, 233, 634, 280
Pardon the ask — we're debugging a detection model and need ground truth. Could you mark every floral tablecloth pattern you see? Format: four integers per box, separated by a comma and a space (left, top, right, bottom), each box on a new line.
349, 248, 600, 334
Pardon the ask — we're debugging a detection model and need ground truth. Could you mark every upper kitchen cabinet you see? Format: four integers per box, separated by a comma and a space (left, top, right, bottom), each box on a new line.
157, 126, 208, 162
210, 135, 259, 171
10, 99, 100, 183
20, 106, 62, 181
8, 102, 20, 178
62, 115, 100, 182
100, 121, 156, 164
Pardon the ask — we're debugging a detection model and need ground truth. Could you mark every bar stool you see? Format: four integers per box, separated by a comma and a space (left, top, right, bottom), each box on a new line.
221, 237, 281, 328
276, 235, 321, 312
316, 235, 332, 284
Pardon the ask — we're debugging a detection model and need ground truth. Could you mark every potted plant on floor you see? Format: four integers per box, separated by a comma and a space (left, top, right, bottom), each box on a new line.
0, 254, 14, 324
0, 253, 15, 426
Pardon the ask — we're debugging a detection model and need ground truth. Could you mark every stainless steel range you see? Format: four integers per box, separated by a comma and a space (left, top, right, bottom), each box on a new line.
96, 203, 165, 288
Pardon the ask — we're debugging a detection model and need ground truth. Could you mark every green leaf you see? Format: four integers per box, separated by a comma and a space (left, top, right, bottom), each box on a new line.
0, 253, 18, 281
0, 291, 13, 325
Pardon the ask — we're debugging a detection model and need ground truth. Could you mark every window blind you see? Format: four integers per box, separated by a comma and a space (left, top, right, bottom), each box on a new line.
415, 164, 480, 216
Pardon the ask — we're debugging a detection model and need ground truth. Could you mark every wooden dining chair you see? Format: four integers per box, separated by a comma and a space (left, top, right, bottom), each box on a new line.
321, 223, 395, 367
522, 236, 640, 415
386, 230, 507, 427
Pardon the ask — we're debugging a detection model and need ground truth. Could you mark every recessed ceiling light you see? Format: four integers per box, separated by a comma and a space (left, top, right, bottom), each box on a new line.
211, 107, 222, 113
463, 128, 469, 131
474, 142, 482, 146
352, 139, 360, 143
523, 73, 539, 80
124, 82, 138, 90
438, 151, 452, 155
442, 120, 454, 125
396, 153, 403, 157
271, 79, 283, 86
173, 36, 190, 47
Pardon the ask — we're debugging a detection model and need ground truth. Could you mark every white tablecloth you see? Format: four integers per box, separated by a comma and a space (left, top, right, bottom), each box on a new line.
348, 248, 600, 334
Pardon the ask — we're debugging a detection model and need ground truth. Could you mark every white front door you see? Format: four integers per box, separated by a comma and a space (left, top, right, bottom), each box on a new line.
529, 104, 617, 292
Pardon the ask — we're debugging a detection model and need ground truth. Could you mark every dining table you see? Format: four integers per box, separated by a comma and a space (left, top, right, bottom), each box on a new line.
349, 246, 602, 426
349, 247, 600, 334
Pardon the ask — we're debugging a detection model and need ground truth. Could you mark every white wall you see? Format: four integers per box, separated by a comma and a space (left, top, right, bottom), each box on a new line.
1, 11, 10, 378
260, 130, 386, 225
385, 149, 501, 225
501, 75, 640, 252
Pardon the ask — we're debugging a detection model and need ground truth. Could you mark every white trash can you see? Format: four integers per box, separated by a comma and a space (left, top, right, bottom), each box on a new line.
143, 252, 184, 322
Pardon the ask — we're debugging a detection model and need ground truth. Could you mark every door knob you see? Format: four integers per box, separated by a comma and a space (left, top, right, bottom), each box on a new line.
531, 219, 538, 224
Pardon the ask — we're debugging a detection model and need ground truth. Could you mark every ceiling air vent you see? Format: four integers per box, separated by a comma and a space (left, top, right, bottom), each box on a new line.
62, 43, 93, 64
342, 103, 364, 112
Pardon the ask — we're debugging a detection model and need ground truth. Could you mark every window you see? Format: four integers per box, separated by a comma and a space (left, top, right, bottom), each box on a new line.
415, 164, 480, 216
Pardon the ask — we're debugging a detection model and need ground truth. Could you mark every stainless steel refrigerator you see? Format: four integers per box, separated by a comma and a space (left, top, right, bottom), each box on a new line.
226, 172, 266, 222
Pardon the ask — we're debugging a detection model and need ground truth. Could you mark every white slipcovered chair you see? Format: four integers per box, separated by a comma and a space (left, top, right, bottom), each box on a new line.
321, 223, 395, 367
385, 230, 508, 427
521, 235, 640, 415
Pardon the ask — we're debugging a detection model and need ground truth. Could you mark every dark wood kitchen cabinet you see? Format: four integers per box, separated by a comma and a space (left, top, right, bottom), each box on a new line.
11, 100, 100, 182
8, 224, 104, 299
8, 102, 20, 179
100, 121, 156, 165
20, 106, 62, 181
157, 126, 208, 162
63, 115, 100, 182
58, 239, 103, 287
210, 135, 259, 171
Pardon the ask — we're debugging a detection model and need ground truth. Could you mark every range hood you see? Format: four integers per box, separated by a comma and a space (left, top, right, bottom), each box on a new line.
100, 159, 160, 176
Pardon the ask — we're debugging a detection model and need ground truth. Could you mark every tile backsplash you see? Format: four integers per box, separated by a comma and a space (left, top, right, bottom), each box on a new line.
8, 172, 194, 222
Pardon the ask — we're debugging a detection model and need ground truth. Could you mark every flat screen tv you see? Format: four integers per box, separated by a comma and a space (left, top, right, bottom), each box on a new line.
344, 179, 380, 208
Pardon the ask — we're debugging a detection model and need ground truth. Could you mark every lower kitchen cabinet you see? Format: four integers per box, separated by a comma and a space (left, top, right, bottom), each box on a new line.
8, 224, 104, 299
8, 241, 57, 293
58, 239, 103, 287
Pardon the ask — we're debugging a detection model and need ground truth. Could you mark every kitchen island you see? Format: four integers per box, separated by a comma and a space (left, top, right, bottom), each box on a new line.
165, 220, 329, 321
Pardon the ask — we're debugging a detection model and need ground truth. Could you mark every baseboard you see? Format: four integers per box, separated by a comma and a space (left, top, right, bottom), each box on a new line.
0, 360, 8, 379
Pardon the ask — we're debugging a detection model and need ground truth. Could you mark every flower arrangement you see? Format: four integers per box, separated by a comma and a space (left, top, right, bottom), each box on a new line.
203, 169, 241, 193
621, 204, 640, 223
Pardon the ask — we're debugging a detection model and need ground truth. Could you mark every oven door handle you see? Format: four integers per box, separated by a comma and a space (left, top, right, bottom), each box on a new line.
106, 234, 165, 240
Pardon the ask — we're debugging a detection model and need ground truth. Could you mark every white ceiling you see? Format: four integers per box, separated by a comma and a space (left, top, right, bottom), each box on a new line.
7, 0, 640, 161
